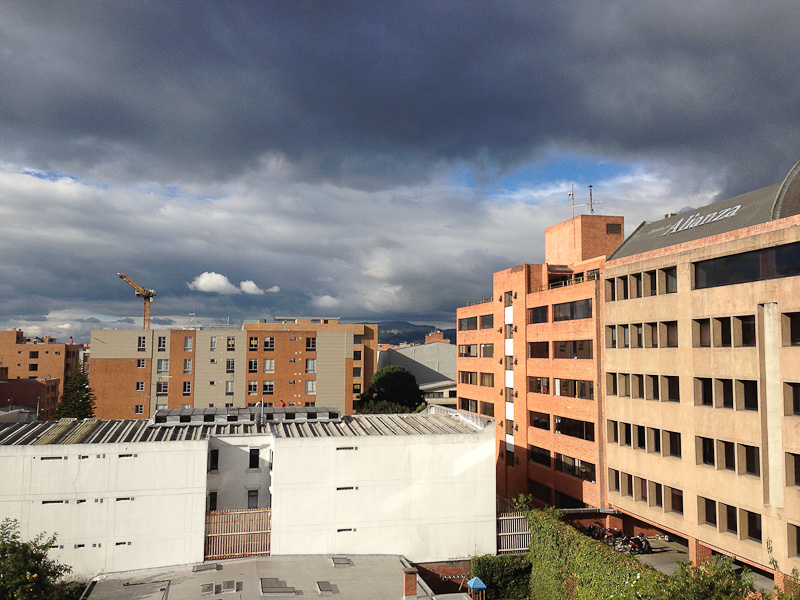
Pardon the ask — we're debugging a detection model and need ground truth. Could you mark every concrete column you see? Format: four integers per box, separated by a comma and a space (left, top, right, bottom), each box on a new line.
761, 302, 784, 508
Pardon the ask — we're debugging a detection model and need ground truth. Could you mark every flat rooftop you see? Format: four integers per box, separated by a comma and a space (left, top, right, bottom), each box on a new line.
271, 412, 485, 438
84, 555, 461, 600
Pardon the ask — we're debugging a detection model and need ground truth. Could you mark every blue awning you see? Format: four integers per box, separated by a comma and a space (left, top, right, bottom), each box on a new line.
466, 577, 487, 590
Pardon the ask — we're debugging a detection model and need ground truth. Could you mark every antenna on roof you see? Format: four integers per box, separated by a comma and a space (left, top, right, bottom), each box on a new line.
588, 185, 602, 214
569, 184, 575, 218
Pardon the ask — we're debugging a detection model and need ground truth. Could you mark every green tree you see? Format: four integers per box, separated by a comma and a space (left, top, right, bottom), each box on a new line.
56, 362, 96, 419
0, 519, 74, 600
355, 366, 425, 414
655, 556, 755, 600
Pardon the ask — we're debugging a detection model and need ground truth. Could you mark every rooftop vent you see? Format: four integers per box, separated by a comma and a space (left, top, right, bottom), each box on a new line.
331, 556, 353, 568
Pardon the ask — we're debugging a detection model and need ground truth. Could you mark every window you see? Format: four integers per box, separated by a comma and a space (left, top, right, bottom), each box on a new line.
208, 491, 217, 511
157, 336, 166, 351
645, 322, 659, 348
608, 420, 619, 443
479, 314, 494, 329
247, 490, 258, 509
29, 350, 39, 359
226, 359, 235, 373
606, 326, 617, 349
554, 417, 595, 442
249, 449, 259, 469
554, 378, 594, 400
529, 480, 552, 504
635, 425, 646, 449
529, 445, 551, 467
694, 319, 711, 347
700, 437, 715, 466
553, 340, 592, 359
353, 367, 362, 378
263, 381, 274, 395
459, 371, 477, 385
306, 337, 316, 351
630, 273, 642, 298
607, 223, 622, 235
353, 350, 361, 361
702, 497, 717, 526
247, 381, 257, 396
667, 431, 681, 458
249, 337, 258, 351
695, 241, 800, 289
786, 312, 800, 346
306, 359, 316, 373
606, 373, 618, 396
184, 336, 193, 352
554, 454, 596, 482
619, 325, 629, 348
622, 423, 632, 447
553, 299, 592, 321
718, 378, 734, 408
458, 316, 478, 331
480, 343, 494, 358
459, 344, 478, 357
480, 372, 494, 387
263, 337, 275, 351
155, 359, 169, 374
528, 342, 549, 358
225, 381, 234, 396
183, 358, 192, 374
135, 382, 144, 392
736, 315, 757, 347
649, 427, 661, 453
716, 317, 732, 347
134, 405, 143, 415
137, 359, 146, 368
609, 469, 620, 492
259, 358, 273, 374
740, 380, 758, 411
156, 381, 168, 396
530, 411, 550, 430
503, 291, 513, 307
721, 504, 738, 534
137, 336, 146, 351
305, 380, 316, 395
353, 383, 361, 394
653, 483, 663, 507
353, 334, 363, 345
28, 363, 38, 372
664, 376, 680, 402
789, 382, 800, 415
210, 336, 217, 351
528, 306, 548, 324
664, 321, 679, 348
669, 488, 683, 514
247, 358, 258, 373
183, 381, 191, 396
528, 376, 549, 395
722, 441, 736, 470
605, 279, 616, 302
226, 337, 235, 351
290, 337, 297, 342
663, 267, 677, 294
479, 401, 494, 417
746, 511, 762, 542
459, 397, 478, 412
743, 445, 760, 476
697, 378, 713, 406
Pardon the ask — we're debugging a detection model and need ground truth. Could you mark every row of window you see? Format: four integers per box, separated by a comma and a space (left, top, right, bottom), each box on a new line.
610, 469, 765, 543
207, 490, 262, 511
529, 411, 596, 441
528, 446, 596, 483
527, 479, 587, 509
606, 267, 677, 302
528, 299, 592, 324
528, 340, 593, 360
606, 315, 759, 350
458, 343, 494, 358
606, 373, 680, 403
608, 420, 682, 457
529, 376, 594, 400
458, 371, 495, 386
458, 314, 494, 331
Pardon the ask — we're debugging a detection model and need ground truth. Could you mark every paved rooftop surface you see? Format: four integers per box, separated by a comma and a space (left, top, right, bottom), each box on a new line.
84, 555, 464, 600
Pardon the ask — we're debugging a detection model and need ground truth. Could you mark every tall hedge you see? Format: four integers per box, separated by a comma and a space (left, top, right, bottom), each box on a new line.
526, 508, 663, 600
471, 553, 532, 600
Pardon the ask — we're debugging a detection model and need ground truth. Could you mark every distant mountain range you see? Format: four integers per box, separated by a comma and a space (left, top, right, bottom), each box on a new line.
363, 320, 456, 345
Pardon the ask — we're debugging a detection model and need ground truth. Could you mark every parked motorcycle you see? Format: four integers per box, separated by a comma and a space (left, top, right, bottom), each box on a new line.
627, 534, 653, 554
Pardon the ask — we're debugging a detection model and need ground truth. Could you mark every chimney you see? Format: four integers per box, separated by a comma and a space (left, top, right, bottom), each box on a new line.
68, 337, 73, 345
403, 568, 417, 599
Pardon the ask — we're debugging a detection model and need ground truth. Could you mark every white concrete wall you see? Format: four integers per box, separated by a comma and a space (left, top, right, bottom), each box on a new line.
269, 425, 496, 562
0, 440, 207, 578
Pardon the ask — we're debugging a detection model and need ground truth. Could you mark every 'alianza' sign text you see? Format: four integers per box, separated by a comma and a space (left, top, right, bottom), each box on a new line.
662, 205, 741, 236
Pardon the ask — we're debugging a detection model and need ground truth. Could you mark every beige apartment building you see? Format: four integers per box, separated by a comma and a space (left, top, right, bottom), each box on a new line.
603, 160, 800, 581
456, 214, 624, 505
90, 318, 377, 419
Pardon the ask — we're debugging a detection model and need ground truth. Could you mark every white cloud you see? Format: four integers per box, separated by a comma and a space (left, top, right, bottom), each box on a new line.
187, 272, 241, 295
239, 280, 265, 295
266, 285, 280, 293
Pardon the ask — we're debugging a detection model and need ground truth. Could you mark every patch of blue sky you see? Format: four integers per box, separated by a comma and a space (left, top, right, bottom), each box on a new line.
20, 168, 76, 182
135, 182, 217, 202
454, 154, 635, 196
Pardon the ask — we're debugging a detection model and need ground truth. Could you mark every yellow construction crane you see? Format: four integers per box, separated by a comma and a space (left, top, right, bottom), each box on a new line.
117, 272, 156, 330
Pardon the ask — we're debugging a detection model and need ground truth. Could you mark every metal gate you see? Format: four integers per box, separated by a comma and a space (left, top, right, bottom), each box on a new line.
204, 508, 271, 560
497, 511, 531, 554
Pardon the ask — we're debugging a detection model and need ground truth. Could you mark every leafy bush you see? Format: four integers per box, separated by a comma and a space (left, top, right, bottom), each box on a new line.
471, 554, 532, 600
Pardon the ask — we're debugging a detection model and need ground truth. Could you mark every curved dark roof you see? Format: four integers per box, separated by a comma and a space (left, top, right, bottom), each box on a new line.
611, 159, 800, 260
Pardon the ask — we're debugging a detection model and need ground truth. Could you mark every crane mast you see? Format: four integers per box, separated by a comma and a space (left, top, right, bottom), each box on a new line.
117, 272, 156, 330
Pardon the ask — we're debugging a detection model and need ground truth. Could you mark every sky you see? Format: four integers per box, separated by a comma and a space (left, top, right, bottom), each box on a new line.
1, 2, 799, 343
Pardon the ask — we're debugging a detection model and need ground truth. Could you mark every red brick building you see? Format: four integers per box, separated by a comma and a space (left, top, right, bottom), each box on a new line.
0, 329, 82, 418
456, 214, 624, 506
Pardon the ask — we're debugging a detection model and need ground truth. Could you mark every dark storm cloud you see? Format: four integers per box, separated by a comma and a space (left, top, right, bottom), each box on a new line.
2, 1, 798, 191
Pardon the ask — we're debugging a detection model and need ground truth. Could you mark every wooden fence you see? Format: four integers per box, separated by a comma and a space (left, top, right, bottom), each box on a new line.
497, 511, 531, 554
204, 508, 271, 560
